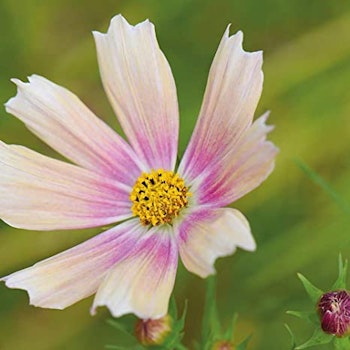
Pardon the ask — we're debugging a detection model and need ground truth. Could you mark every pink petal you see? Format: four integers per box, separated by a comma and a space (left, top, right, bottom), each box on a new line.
91, 225, 178, 319
0, 141, 132, 230
5, 75, 143, 185
194, 113, 278, 207
94, 15, 179, 170
1, 220, 145, 310
177, 208, 255, 278
179, 29, 263, 183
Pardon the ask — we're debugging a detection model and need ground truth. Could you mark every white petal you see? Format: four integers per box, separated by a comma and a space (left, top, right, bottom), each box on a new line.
179, 28, 263, 183
1, 220, 144, 310
5, 75, 143, 185
91, 225, 178, 319
94, 15, 179, 170
0, 141, 131, 230
177, 208, 256, 278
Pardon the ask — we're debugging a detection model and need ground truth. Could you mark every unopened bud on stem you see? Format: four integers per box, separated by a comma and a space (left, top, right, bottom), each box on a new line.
135, 315, 172, 346
317, 290, 350, 337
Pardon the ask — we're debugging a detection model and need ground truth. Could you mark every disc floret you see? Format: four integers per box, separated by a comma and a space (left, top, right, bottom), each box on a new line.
130, 169, 191, 226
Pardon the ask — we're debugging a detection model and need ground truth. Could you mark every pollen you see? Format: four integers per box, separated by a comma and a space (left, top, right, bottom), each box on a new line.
130, 169, 191, 226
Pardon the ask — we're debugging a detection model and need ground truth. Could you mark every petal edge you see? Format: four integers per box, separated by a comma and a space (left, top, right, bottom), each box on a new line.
178, 208, 255, 278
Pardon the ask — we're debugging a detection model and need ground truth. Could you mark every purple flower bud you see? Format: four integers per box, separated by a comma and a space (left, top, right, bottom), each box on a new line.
318, 290, 350, 337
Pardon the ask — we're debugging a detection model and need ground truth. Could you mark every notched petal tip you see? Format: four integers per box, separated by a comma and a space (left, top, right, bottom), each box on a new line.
103, 14, 153, 35
5, 79, 26, 111
1, 276, 58, 310
257, 111, 276, 133
9, 77, 23, 86
6, 75, 48, 105
89, 304, 97, 316
109, 13, 128, 30
0, 274, 8, 283
222, 24, 241, 39
223, 26, 262, 59
178, 208, 255, 279
260, 110, 271, 121
10, 74, 42, 88
232, 29, 243, 43
223, 24, 231, 37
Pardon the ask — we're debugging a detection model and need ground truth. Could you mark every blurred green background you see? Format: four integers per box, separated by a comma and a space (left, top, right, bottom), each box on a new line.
1, 0, 350, 349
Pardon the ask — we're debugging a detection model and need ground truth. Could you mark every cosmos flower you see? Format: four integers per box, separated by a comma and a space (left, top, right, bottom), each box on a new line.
0, 15, 277, 319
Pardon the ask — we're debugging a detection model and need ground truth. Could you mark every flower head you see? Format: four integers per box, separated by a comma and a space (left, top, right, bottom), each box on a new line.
318, 290, 350, 337
0, 15, 277, 318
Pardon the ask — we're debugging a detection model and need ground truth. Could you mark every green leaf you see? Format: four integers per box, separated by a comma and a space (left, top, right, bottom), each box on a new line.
286, 310, 319, 325
297, 273, 324, 303
295, 328, 333, 349
295, 159, 350, 214
106, 319, 136, 339
332, 254, 348, 290
285, 324, 297, 350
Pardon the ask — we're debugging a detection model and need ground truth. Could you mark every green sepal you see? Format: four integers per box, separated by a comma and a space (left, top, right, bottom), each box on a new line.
295, 328, 333, 349
223, 313, 238, 341
297, 273, 324, 304
168, 295, 179, 319
285, 324, 297, 350
286, 310, 319, 326
235, 335, 252, 350
331, 254, 348, 290
334, 337, 350, 350
201, 276, 243, 350
159, 300, 188, 350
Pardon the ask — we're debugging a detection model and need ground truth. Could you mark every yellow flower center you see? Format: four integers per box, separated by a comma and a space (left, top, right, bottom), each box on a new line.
130, 169, 191, 226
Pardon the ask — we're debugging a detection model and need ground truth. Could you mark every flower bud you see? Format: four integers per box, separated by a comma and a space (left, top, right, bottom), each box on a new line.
317, 290, 350, 337
135, 315, 172, 346
212, 340, 235, 350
